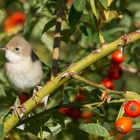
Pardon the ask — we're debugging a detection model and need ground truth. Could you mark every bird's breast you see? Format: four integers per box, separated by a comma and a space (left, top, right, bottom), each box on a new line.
5, 60, 43, 91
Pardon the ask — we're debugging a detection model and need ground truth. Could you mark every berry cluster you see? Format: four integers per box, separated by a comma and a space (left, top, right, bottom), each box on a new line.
101, 50, 125, 89
58, 106, 93, 121
116, 100, 140, 134
58, 94, 93, 121
3, 11, 26, 32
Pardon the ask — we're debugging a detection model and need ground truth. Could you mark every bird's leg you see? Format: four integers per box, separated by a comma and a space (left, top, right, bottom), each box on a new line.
3, 95, 27, 120
12, 96, 26, 118
32, 86, 49, 107
11, 104, 26, 119
32, 86, 42, 104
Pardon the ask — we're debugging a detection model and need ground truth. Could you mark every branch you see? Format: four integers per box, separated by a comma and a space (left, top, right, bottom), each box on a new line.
51, 0, 65, 78
3, 30, 140, 136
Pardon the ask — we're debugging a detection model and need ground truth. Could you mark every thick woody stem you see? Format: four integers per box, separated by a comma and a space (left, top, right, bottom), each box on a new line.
3, 30, 140, 136
51, 0, 65, 78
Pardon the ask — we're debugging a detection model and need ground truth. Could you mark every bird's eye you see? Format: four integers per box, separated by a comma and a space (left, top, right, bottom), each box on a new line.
15, 46, 20, 52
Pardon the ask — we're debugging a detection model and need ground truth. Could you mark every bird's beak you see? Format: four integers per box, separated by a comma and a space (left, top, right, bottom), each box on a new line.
0, 48, 6, 51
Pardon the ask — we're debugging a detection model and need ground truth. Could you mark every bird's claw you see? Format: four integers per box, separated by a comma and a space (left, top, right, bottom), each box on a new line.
11, 104, 26, 119
32, 86, 42, 104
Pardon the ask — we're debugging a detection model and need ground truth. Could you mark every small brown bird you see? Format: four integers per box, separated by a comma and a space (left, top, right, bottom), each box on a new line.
4, 35, 43, 92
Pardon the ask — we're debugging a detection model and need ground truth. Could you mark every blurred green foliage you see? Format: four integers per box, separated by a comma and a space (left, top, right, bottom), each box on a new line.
0, 0, 140, 139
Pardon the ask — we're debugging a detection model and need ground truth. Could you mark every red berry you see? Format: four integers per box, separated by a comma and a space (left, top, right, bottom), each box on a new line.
58, 107, 70, 115
112, 50, 125, 64
116, 117, 132, 134
76, 94, 85, 102
108, 64, 122, 80
19, 94, 29, 104
3, 18, 15, 32
68, 108, 81, 121
101, 79, 114, 90
11, 11, 26, 25
124, 100, 140, 117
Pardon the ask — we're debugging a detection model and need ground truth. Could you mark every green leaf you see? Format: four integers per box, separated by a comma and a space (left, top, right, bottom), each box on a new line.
116, 103, 125, 121
0, 124, 3, 140
103, 10, 123, 22
73, 0, 86, 11
89, 0, 99, 20
0, 84, 6, 97
80, 123, 109, 138
56, 123, 89, 140
132, 123, 140, 129
80, 14, 95, 28
126, 91, 140, 100
83, 86, 95, 92
69, 6, 83, 26
99, 0, 108, 8
33, 44, 51, 66
44, 122, 62, 139
61, 28, 75, 42
42, 18, 56, 34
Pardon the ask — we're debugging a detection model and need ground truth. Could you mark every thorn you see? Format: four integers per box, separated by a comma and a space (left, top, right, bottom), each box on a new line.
59, 71, 77, 81
121, 34, 131, 44
92, 49, 101, 54
117, 42, 123, 49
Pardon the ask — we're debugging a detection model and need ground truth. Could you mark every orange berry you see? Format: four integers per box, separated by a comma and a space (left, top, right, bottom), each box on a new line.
3, 11, 26, 32
81, 112, 93, 119
116, 117, 132, 134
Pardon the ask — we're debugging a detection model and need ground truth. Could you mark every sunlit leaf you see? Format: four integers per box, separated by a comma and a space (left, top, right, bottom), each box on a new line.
99, 0, 108, 8
80, 123, 109, 138
103, 10, 123, 22
126, 91, 140, 100
90, 0, 99, 20
107, 0, 114, 7
33, 44, 51, 66
73, 0, 86, 12
116, 103, 125, 121
132, 123, 140, 129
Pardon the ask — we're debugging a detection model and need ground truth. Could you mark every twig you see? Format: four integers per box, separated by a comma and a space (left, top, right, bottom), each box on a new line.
72, 74, 125, 95
84, 99, 125, 108
120, 65, 140, 76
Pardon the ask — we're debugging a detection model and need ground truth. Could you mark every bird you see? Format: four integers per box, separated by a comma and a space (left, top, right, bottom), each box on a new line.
4, 35, 43, 92
1, 35, 45, 118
